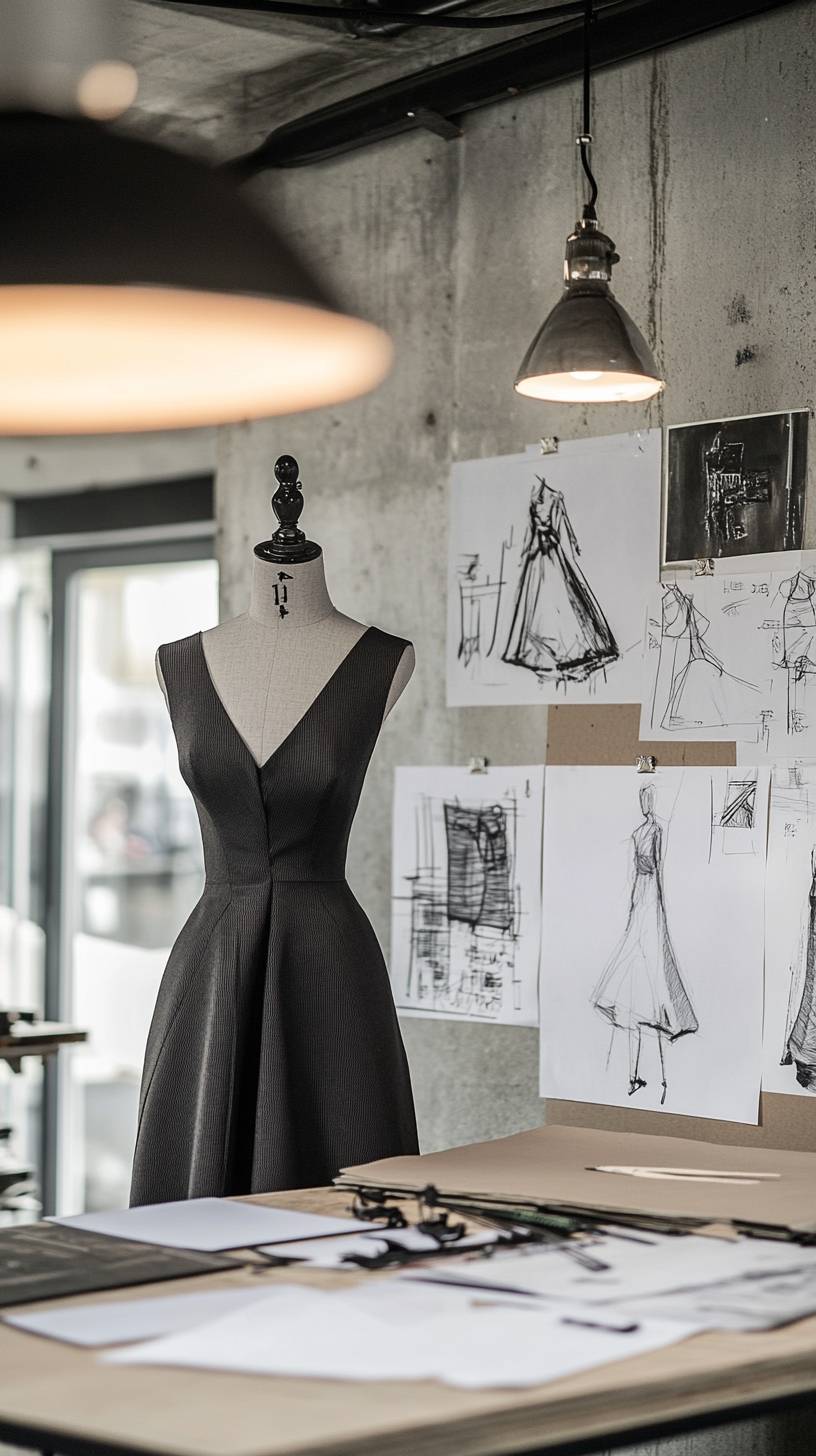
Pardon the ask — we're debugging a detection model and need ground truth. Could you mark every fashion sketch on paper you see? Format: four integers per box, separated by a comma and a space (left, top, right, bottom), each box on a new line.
592, 784, 698, 1104
774, 571, 816, 736
651, 583, 760, 733
502, 478, 618, 687
782, 848, 816, 1090
401, 792, 522, 1020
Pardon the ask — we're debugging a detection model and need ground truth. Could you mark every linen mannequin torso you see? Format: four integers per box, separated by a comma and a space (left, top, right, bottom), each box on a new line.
156, 553, 415, 756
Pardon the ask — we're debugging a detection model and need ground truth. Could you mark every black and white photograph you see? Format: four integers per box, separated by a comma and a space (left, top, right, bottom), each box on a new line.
663, 409, 809, 567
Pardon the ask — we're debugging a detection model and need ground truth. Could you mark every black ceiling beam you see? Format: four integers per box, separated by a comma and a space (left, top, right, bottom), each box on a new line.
226, 0, 798, 170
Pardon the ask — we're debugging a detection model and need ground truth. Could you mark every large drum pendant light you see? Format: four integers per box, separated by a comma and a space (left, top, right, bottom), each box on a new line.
0, 112, 392, 435
515, 2, 663, 405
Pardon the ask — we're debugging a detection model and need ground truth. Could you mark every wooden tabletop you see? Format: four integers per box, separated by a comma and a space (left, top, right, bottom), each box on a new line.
1, 1186, 816, 1456
0, 1021, 88, 1062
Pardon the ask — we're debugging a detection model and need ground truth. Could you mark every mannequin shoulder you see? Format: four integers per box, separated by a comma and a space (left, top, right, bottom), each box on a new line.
384, 642, 415, 717
154, 630, 205, 702
367, 628, 415, 718
200, 614, 250, 650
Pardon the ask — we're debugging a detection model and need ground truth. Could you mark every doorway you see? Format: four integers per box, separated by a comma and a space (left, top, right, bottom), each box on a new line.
45, 541, 218, 1214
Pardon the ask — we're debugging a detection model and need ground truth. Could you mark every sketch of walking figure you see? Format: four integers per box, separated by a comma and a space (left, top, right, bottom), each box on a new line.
592, 784, 698, 1103
782, 849, 816, 1090
502, 478, 618, 686
654, 583, 760, 732
775, 571, 816, 735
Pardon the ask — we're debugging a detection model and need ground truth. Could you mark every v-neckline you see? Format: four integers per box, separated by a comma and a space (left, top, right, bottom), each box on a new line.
197, 626, 374, 775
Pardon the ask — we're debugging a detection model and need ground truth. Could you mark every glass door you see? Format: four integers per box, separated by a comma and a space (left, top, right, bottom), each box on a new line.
48, 542, 217, 1214
0, 550, 50, 1221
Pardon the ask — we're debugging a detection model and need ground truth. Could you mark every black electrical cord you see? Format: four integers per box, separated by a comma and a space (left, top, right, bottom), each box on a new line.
577, 0, 599, 217
214, 0, 608, 28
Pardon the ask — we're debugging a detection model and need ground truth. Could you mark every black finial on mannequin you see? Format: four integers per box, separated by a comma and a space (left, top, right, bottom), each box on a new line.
254, 455, 322, 564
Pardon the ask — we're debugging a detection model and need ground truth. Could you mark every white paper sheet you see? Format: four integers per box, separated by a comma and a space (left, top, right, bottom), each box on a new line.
4, 1287, 273, 1347
621, 1261, 816, 1331
408, 1230, 816, 1306
390, 765, 543, 1024
539, 767, 767, 1123
641, 570, 816, 757
763, 762, 816, 1097
447, 431, 661, 707
50, 1200, 371, 1251
104, 1278, 696, 1390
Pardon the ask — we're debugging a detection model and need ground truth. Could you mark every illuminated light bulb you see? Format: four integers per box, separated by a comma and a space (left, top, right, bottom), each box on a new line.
514, 220, 664, 406
0, 112, 392, 434
77, 60, 138, 120
514, 0, 664, 406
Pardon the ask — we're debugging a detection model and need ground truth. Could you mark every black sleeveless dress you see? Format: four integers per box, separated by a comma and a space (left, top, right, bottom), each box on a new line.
130, 626, 418, 1205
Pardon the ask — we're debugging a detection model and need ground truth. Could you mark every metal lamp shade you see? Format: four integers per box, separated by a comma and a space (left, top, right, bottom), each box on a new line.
514, 286, 663, 404
0, 113, 392, 434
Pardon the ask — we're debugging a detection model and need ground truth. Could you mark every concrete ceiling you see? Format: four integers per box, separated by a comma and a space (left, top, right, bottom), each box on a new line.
119, 0, 535, 156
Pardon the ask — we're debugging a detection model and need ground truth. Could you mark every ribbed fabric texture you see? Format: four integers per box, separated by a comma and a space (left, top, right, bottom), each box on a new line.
130, 627, 418, 1206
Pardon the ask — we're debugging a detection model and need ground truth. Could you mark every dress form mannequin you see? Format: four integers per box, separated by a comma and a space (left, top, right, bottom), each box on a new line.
156, 456, 413, 761
132, 455, 419, 1205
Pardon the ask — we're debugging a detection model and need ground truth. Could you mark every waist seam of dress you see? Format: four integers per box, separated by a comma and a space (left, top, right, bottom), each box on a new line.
201, 874, 350, 887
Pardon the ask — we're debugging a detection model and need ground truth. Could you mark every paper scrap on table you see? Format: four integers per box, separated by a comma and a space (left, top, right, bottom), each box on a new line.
266, 1226, 499, 1268
620, 1262, 816, 1331
390, 764, 544, 1026
539, 766, 767, 1124
104, 1278, 697, 1390
4, 1286, 273, 1348
447, 430, 661, 708
406, 1229, 816, 1306
50, 1199, 371, 1252
763, 762, 816, 1098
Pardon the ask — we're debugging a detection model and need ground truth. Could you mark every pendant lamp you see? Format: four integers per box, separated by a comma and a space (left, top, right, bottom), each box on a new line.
0, 112, 392, 434
514, 1, 663, 405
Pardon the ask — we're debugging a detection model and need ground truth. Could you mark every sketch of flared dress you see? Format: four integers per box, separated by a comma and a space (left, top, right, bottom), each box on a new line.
502, 479, 618, 686
782, 850, 816, 1091
592, 784, 698, 1103
774, 572, 816, 736
653, 583, 760, 732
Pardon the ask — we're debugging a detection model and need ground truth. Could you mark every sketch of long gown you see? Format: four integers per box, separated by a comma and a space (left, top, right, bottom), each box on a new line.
502, 479, 618, 685
656, 584, 760, 732
775, 572, 816, 734
782, 851, 816, 1090
592, 786, 698, 1100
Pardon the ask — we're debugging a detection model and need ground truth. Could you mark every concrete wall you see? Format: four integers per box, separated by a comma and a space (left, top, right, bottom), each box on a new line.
0, 429, 215, 501
219, 0, 816, 1154
218, 12, 816, 1448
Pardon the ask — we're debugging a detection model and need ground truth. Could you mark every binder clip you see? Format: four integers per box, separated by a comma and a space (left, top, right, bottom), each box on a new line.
468, 756, 489, 774
350, 1188, 407, 1229
695, 558, 715, 577
539, 436, 559, 455
636, 754, 657, 774
415, 1185, 466, 1244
